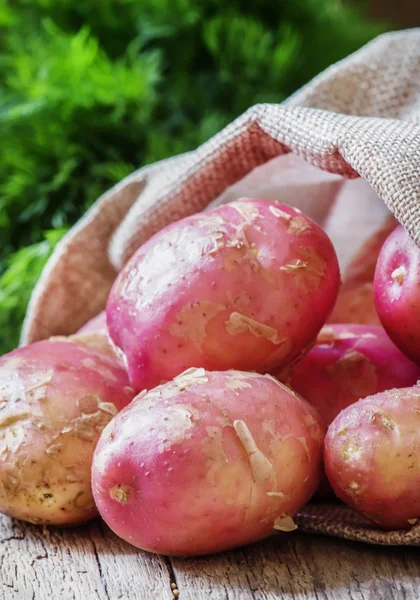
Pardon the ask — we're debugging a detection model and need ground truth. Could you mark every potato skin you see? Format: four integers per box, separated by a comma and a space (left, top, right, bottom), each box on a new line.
66, 332, 118, 360
92, 369, 324, 556
73, 310, 117, 359
78, 311, 107, 335
374, 225, 420, 364
325, 387, 420, 529
329, 216, 396, 326
0, 340, 135, 526
328, 283, 380, 326
279, 324, 420, 426
107, 199, 340, 390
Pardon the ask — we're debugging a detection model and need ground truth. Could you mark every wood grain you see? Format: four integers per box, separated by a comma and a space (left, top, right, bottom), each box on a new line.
0, 515, 172, 600
172, 533, 420, 600
1, 514, 419, 600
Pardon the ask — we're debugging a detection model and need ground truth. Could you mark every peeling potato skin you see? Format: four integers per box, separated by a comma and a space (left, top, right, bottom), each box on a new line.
92, 369, 325, 557
0, 340, 135, 526
374, 225, 420, 365
325, 387, 420, 530
107, 198, 340, 391
278, 324, 420, 427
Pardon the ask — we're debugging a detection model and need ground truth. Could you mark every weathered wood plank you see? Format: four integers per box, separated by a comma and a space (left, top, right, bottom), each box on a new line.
0, 515, 173, 600
170, 532, 420, 600
0, 516, 107, 600
88, 520, 174, 600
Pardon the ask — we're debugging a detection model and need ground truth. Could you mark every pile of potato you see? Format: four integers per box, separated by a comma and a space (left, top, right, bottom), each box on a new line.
1, 197, 420, 556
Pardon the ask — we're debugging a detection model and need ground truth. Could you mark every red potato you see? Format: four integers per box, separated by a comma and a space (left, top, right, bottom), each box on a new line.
92, 369, 325, 556
0, 339, 135, 526
342, 215, 397, 287
73, 310, 117, 360
78, 311, 107, 335
107, 199, 340, 390
375, 225, 420, 364
328, 283, 380, 326
329, 216, 396, 325
325, 386, 420, 529
278, 324, 420, 427
65, 332, 118, 360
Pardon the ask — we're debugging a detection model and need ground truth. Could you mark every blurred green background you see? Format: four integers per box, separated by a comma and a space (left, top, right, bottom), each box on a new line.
0, 0, 391, 352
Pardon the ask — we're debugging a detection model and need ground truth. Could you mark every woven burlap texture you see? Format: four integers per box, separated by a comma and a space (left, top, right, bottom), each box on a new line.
22, 29, 420, 545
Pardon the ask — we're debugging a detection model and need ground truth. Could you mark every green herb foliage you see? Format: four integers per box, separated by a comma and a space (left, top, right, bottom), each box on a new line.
0, 0, 387, 352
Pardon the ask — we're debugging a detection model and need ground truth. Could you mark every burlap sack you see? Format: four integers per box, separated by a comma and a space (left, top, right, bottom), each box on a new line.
21, 29, 420, 545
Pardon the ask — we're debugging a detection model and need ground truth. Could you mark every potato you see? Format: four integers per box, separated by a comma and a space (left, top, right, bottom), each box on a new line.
65, 332, 118, 360
73, 311, 120, 359
325, 386, 420, 529
0, 339, 135, 526
92, 369, 324, 556
78, 311, 107, 335
328, 283, 380, 326
374, 225, 420, 364
70, 309, 117, 359
343, 216, 397, 287
107, 199, 340, 390
279, 324, 420, 426
329, 216, 396, 325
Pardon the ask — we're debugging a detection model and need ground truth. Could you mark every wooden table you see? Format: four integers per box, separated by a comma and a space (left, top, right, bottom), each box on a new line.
1, 515, 419, 600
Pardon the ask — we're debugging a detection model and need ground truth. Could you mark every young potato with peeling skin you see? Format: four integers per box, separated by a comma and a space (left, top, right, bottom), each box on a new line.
278, 324, 420, 427
325, 386, 420, 529
329, 216, 396, 325
0, 339, 135, 526
375, 225, 420, 365
107, 198, 340, 390
92, 369, 325, 556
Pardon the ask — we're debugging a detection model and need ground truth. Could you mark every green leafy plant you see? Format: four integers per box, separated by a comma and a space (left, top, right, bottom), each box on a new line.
0, 0, 388, 352
0, 229, 68, 350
